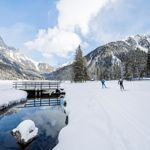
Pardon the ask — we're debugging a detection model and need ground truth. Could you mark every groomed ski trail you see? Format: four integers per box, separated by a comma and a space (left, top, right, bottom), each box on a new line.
54, 81, 150, 150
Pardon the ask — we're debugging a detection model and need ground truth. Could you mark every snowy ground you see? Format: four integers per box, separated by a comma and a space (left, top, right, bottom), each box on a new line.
0, 81, 27, 110
54, 80, 150, 150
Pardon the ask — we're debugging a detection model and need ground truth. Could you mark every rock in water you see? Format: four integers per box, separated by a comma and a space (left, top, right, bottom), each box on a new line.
12, 120, 38, 145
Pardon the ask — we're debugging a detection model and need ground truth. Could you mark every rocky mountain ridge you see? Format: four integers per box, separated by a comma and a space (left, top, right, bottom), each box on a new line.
47, 34, 150, 80
0, 36, 54, 79
85, 34, 149, 79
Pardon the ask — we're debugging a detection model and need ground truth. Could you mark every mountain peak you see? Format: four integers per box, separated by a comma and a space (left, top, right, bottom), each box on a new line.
38, 63, 54, 73
124, 34, 150, 53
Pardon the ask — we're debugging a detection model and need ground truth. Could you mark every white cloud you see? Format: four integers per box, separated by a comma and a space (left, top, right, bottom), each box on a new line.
0, 23, 36, 49
25, 0, 118, 61
57, 0, 111, 34
88, 0, 150, 45
25, 27, 81, 58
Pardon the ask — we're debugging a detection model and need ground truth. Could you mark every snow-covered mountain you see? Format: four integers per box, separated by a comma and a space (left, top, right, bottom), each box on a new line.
38, 63, 54, 74
86, 34, 150, 62
85, 34, 149, 79
47, 34, 150, 80
125, 34, 150, 52
0, 36, 53, 79
45, 64, 73, 80
56, 61, 74, 71
1, 34, 149, 80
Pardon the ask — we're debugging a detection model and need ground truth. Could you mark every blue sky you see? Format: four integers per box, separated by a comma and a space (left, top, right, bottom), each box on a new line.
0, 0, 57, 28
0, 0, 150, 66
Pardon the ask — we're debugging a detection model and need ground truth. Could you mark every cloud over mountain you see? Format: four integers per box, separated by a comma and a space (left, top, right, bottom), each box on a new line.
25, 0, 118, 60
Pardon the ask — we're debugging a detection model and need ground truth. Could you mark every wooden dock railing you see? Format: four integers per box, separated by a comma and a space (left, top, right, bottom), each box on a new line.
13, 81, 60, 91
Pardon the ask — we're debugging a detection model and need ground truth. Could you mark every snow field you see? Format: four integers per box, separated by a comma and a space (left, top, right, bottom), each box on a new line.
54, 81, 150, 150
0, 81, 27, 110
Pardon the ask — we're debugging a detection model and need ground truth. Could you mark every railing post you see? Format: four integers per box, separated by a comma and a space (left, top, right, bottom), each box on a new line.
49, 97, 50, 106
15, 82, 17, 89
57, 96, 59, 105
40, 98, 41, 106
35, 82, 36, 90
34, 99, 35, 107
25, 82, 27, 90
57, 82, 58, 89
40, 82, 42, 91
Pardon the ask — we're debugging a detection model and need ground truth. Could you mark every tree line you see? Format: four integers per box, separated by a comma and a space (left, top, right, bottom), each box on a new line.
72, 46, 150, 82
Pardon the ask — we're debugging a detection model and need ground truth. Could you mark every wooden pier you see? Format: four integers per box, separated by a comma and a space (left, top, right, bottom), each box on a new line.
13, 81, 65, 98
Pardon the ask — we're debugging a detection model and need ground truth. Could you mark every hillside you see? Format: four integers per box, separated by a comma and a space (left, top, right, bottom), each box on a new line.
0, 36, 54, 80
48, 34, 149, 80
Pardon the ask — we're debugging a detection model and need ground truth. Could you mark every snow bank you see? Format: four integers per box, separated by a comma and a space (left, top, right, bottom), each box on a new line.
12, 119, 38, 144
54, 81, 150, 150
0, 81, 27, 110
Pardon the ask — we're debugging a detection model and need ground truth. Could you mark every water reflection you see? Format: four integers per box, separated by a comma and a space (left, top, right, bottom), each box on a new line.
0, 104, 66, 150
25, 107, 66, 138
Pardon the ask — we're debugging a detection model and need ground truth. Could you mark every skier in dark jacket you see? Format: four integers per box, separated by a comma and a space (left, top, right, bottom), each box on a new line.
118, 79, 124, 90
101, 79, 107, 88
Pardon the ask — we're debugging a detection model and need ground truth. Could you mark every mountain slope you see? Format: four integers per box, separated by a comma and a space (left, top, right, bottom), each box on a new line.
45, 64, 73, 80
0, 36, 53, 80
38, 63, 54, 74
86, 34, 149, 79
47, 34, 149, 80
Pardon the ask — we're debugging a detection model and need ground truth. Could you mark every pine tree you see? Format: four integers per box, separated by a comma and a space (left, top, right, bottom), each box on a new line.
113, 63, 121, 79
73, 45, 89, 82
147, 49, 150, 77
83, 58, 89, 81
123, 48, 147, 79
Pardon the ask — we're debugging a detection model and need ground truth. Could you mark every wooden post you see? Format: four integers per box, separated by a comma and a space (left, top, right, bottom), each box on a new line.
40, 82, 42, 91
57, 96, 59, 105
35, 90, 37, 98
39, 90, 41, 97
35, 82, 36, 90
57, 82, 58, 89
34, 99, 35, 107
15, 82, 17, 89
49, 98, 50, 106
25, 82, 27, 90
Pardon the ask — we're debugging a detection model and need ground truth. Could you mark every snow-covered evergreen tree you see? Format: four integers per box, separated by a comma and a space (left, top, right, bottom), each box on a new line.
73, 45, 89, 82
122, 48, 147, 79
147, 49, 150, 77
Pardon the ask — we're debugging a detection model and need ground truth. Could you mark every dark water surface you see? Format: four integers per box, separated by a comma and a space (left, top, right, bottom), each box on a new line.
0, 101, 66, 150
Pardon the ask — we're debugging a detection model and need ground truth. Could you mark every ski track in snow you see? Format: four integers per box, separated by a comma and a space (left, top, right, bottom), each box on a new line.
98, 84, 150, 150
54, 81, 150, 150
97, 91, 150, 150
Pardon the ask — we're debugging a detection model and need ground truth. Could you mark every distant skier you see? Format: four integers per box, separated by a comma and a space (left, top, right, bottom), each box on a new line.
101, 79, 107, 88
118, 79, 124, 91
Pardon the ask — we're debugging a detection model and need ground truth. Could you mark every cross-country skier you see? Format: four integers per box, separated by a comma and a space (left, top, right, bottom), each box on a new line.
118, 79, 124, 91
101, 79, 107, 88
